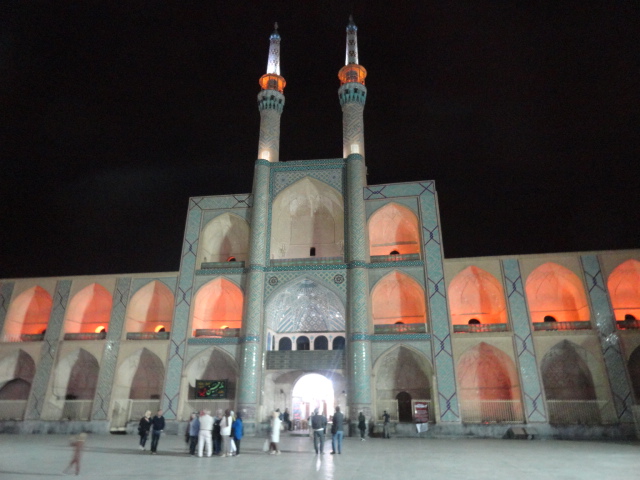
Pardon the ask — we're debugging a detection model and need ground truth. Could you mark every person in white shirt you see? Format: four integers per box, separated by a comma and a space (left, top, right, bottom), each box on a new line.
197, 410, 214, 457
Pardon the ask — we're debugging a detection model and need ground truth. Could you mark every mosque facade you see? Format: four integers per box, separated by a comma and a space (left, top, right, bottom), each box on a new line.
1, 19, 639, 438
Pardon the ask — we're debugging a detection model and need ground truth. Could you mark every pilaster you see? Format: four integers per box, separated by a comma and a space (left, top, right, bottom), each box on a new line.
0, 281, 15, 336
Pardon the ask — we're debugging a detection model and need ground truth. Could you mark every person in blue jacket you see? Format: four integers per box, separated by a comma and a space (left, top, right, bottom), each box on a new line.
232, 412, 244, 455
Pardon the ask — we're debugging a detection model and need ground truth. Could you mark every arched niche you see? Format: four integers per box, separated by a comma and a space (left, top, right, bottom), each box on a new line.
271, 177, 344, 259
374, 346, 432, 420
279, 337, 292, 351
314, 335, 328, 350
3, 286, 52, 341
368, 203, 420, 256
126, 281, 174, 333
184, 348, 238, 400
192, 278, 243, 333
448, 266, 507, 325
113, 348, 164, 400
53, 349, 100, 400
607, 259, 640, 321
541, 340, 596, 401
457, 342, 521, 401
0, 350, 36, 400
198, 213, 250, 265
265, 277, 346, 333
65, 283, 113, 334
371, 271, 427, 325
525, 263, 590, 323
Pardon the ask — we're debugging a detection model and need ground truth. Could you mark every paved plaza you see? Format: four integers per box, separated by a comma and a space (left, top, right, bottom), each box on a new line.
0, 432, 639, 479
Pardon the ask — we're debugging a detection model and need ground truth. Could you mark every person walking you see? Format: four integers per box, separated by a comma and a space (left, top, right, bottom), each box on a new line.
383, 410, 391, 439
213, 409, 222, 455
220, 409, 233, 457
187, 412, 200, 456
63, 432, 87, 475
330, 406, 344, 454
232, 412, 244, 455
198, 409, 213, 457
138, 410, 152, 450
358, 411, 366, 441
283, 408, 291, 431
269, 410, 282, 454
150, 409, 165, 454
310, 408, 327, 454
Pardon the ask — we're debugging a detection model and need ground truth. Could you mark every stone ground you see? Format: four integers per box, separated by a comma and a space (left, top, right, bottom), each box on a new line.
0, 432, 639, 480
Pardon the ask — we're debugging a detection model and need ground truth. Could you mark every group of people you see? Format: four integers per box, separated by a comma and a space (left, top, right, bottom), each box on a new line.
138, 408, 244, 457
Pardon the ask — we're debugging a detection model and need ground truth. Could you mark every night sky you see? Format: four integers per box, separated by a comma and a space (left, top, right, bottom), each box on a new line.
1, 2, 638, 279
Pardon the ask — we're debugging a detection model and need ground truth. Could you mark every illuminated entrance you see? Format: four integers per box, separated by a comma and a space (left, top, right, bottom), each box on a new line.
291, 373, 334, 429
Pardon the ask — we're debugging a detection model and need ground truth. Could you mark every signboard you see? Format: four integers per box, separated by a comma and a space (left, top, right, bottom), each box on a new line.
195, 379, 228, 399
414, 402, 429, 423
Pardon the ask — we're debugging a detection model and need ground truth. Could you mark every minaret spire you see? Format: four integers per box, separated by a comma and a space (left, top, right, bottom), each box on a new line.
257, 22, 286, 162
338, 15, 367, 159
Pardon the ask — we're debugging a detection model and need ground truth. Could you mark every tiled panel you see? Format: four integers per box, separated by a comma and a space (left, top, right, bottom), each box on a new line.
0, 282, 15, 336
502, 259, 547, 422
25, 280, 71, 420
92, 277, 131, 420
265, 350, 345, 370
581, 255, 634, 422
272, 163, 345, 197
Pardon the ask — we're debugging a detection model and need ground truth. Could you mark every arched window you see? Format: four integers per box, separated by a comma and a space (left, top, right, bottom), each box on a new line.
332, 336, 345, 350
368, 203, 420, 256
3, 286, 52, 341
525, 263, 590, 323
448, 266, 507, 326
372, 271, 426, 325
126, 281, 174, 334
468, 319, 480, 325
278, 337, 292, 351
192, 278, 243, 333
65, 284, 112, 334
314, 336, 328, 350
296, 336, 310, 351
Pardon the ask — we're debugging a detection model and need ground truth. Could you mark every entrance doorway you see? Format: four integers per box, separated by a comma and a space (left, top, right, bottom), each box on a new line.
291, 373, 334, 431
397, 391, 413, 422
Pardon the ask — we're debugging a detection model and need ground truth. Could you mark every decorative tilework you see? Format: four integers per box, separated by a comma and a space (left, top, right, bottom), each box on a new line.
25, 280, 71, 420
371, 341, 432, 366
502, 259, 547, 423
581, 255, 634, 422
187, 337, 241, 346
0, 282, 15, 337
264, 271, 347, 301
367, 260, 424, 269
92, 277, 131, 420
272, 166, 345, 197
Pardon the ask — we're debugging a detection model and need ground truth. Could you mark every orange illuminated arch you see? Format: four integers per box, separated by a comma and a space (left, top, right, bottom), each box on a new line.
65, 283, 113, 334
192, 278, 243, 333
525, 263, 590, 323
125, 281, 174, 333
371, 271, 426, 325
368, 203, 420, 256
448, 266, 507, 325
3, 286, 52, 341
607, 259, 640, 321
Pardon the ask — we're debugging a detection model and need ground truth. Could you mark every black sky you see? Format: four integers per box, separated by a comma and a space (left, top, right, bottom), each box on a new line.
1, 2, 639, 279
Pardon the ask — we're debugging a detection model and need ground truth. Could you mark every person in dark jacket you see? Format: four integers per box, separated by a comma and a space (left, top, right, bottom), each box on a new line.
232, 412, 244, 455
330, 406, 344, 454
358, 411, 366, 441
310, 409, 327, 454
138, 410, 152, 450
150, 409, 165, 454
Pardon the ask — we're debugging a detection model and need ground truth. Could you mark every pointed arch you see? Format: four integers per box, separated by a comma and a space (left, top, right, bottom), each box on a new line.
65, 283, 113, 334
607, 259, 640, 321
448, 266, 507, 325
53, 349, 100, 400
3, 286, 52, 341
115, 348, 165, 400
271, 177, 344, 259
371, 271, 427, 325
541, 340, 596, 401
265, 276, 346, 332
525, 263, 590, 323
192, 278, 243, 333
126, 281, 174, 333
0, 350, 35, 399
368, 202, 420, 256
198, 213, 250, 265
184, 347, 238, 400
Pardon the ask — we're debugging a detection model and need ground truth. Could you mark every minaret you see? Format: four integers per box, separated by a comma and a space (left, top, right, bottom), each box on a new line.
257, 23, 286, 162
338, 15, 367, 159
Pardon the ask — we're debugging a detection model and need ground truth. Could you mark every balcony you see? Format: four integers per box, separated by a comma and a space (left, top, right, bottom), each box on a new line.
266, 350, 345, 370
63, 332, 107, 341
126, 332, 170, 340
200, 260, 245, 269
532, 321, 591, 332
454, 323, 509, 333
270, 256, 344, 267
374, 323, 427, 334
1, 333, 45, 342
370, 253, 421, 263
459, 400, 525, 424
194, 328, 241, 338
617, 319, 640, 330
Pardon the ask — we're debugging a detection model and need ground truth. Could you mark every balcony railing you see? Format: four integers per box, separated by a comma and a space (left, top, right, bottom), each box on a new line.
0, 400, 27, 420
454, 323, 509, 333
370, 253, 421, 263
374, 323, 427, 334
617, 319, 640, 330
2, 333, 45, 342
532, 321, 591, 331
194, 328, 241, 338
270, 256, 344, 267
62, 400, 93, 420
63, 332, 107, 341
200, 261, 245, 269
126, 332, 170, 340
546, 400, 608, 425
459, 400, 525, 424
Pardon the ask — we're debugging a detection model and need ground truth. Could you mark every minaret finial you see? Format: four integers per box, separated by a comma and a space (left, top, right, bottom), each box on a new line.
345, 15, 358, 65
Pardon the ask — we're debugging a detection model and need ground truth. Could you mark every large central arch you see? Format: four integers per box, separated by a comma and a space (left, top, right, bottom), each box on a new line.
291, 373, 335, 425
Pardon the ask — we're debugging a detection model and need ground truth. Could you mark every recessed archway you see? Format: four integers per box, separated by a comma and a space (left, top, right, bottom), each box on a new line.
291, 373, 335, 423
448, 266, 507, 325
3, 286, 52, 341
126, 281, 174, 333
368, 202, 420, 256
607, 259, 640, 321
198, 213, 250, 265
192, 278, 243, 333
371, 271, 426, 325
65, 284, 113, 334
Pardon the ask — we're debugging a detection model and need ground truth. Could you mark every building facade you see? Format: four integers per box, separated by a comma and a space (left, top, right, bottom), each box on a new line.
1, 19, 639, 438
